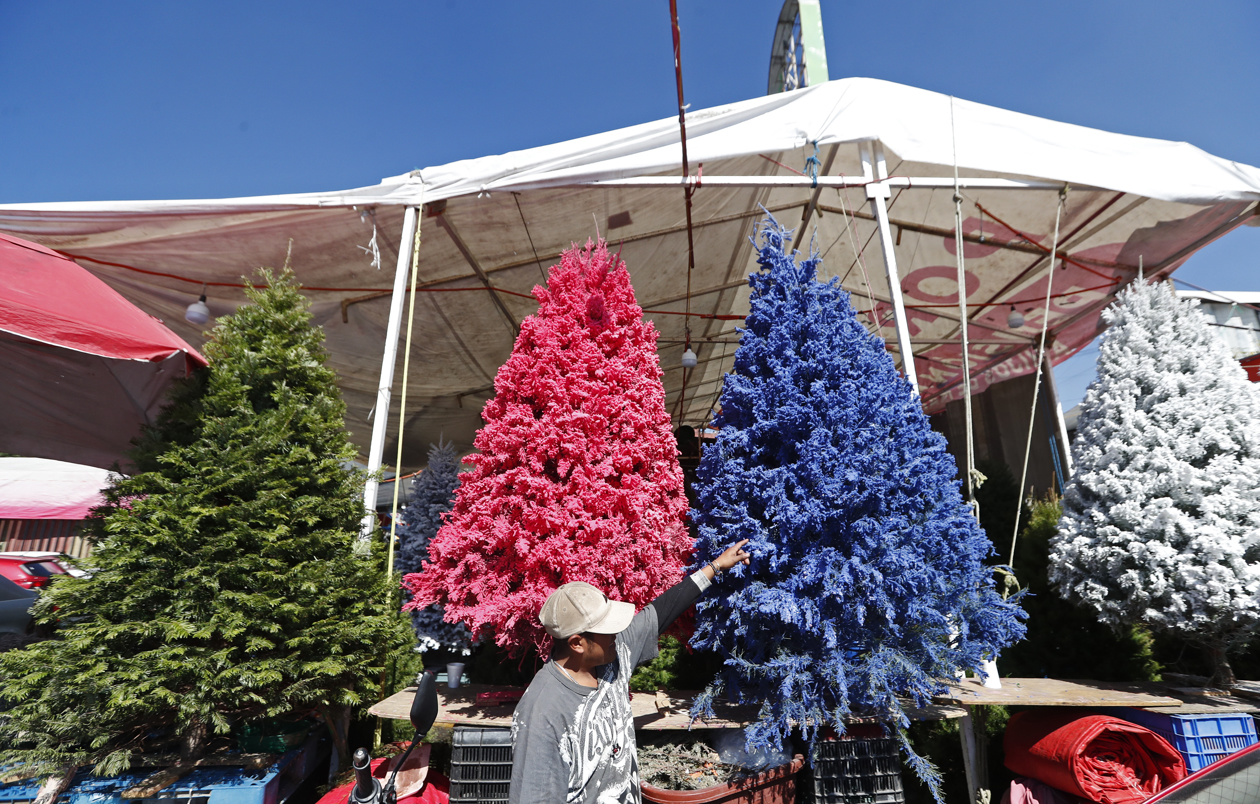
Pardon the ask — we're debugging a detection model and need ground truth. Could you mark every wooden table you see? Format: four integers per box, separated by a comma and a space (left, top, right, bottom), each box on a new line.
938, 677, 1183, 708
370, 683, 968, 730
371, 684, 761, 730
936, 678, 1188, 804
374, 677, 1256, 804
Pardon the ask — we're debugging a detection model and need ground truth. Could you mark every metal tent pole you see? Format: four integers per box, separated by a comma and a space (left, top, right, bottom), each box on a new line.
1041, 351, 1075, 478
360, 204, 421, 542
861, 141, 919, 393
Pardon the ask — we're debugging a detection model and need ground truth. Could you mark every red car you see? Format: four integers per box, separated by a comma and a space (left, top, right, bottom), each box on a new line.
1146, 741, 1260, 803
0, 552, 72, 590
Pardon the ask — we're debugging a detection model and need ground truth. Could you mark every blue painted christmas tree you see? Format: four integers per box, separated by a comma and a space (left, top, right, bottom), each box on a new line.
397, 440, 472, 654
690, 217, 1025, 795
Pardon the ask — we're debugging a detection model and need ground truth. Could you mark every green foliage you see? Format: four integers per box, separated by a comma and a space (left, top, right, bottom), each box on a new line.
630, 636, 724, 692
631, 636, 683, 692
0, 270, 410, 779
973, 458, 1026, 567
125, 366, 210, 476
1002, 495, 1159, 681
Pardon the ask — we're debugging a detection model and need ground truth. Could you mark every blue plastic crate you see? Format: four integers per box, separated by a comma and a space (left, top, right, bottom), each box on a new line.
1111, 708, 1258, 772
0, 733, 325, 804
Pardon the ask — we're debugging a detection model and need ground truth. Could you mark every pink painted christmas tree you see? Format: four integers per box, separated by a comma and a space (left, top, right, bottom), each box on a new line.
403, 239, 692, 657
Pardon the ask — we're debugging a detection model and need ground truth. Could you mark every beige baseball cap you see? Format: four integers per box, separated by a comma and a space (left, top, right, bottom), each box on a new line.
540, 582, 635, 639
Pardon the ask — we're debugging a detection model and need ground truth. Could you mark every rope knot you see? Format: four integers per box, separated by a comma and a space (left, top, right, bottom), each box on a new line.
804, 141, 821, 188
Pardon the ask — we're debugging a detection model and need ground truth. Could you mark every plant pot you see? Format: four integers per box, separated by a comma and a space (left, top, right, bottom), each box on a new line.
641, 755, 804, 804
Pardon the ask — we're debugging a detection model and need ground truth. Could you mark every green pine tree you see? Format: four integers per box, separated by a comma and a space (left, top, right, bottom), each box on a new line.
0, 269, 409, 780
1004, 495, 1159, 681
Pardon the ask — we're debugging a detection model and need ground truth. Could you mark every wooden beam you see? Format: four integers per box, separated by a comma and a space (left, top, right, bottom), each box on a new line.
434, 213, 520, 338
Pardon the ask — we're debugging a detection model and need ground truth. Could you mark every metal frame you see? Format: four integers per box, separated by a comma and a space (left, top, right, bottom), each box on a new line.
352, 144, 1254, 803
360, 145, 1109, 468
767, 0, 829, 94
860, 140, 920, 392
583, 175, 1091, 191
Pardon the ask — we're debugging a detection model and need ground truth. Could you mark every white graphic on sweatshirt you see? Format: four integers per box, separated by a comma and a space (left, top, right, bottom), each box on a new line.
556, 638, 641, 803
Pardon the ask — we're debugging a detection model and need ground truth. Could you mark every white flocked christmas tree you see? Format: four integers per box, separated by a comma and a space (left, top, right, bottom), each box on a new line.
1050, 279, 1260, 686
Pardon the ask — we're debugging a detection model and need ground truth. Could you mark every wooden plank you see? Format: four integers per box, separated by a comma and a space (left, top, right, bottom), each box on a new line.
937, 678, 1183, 708
370, 684, 968, 729
120, 751, 282, 799
33, 767, 78, 804
1166, 686, 1232, 698
122, 763, 196, 799
1130, 695, 1260, 715
371, 684, 517, 726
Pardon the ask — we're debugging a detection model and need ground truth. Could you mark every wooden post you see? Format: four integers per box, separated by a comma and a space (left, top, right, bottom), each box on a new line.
958, 705, 990, 804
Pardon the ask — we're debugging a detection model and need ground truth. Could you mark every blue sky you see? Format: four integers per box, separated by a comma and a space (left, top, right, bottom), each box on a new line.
2, 0, 1257, 407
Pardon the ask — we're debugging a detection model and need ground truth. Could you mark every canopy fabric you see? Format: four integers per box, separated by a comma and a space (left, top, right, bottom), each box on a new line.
0, 234, 205, 365
0, 458, 115, 520
0, 234, 206, 468
1, 77, 1256, 469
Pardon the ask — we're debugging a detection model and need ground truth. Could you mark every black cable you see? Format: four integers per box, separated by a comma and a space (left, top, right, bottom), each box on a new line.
511, 192, 548, 284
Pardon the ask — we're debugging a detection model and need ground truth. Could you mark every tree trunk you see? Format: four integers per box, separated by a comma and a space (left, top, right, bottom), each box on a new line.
180, 719, 210, 762
321, 704, 352, 783
1206, 644, 1237, 689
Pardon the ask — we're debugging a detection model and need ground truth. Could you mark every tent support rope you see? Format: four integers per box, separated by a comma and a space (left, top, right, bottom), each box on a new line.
385, 212, 423, 591
951, 97, 978, 511
1007, 188, 1067, 573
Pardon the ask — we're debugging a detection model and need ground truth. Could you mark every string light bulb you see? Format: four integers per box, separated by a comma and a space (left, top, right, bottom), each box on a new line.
681, 346, 698, 368
1007, 305, 1025, 329
185, 286, 211, 326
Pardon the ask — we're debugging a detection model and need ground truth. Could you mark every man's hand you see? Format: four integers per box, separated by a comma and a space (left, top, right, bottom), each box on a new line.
705, 539, 751, 579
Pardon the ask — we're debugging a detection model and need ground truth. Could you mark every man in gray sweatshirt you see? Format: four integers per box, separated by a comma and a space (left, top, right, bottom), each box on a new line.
508, 540, 750, 804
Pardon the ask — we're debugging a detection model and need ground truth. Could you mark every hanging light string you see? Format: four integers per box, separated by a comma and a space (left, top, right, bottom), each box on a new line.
511, 192, 549, 284
670, 0, 698, 426
950, 97, 979, 512
1007, 187, 1068, 575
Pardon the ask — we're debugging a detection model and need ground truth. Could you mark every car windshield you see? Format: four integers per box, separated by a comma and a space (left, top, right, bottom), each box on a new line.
1155, 748, 1260, 803
21, 560, 65, 577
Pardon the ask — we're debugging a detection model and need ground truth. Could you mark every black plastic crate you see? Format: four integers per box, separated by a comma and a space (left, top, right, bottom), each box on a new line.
809, 733, 905, 804
449, 726, 513, 804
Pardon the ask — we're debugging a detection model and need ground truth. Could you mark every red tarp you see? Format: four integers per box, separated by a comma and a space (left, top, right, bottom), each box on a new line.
0, 233, 206, 469
1005, 711, 1186, 804
315, 757, 449, 804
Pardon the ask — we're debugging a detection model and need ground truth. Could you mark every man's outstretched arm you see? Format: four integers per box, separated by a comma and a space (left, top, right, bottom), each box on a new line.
648, 539, 750, 634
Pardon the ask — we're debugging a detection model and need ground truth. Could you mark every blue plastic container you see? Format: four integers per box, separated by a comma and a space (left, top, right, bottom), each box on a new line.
1111, 708, 1258, 772
0, 733, 325, 804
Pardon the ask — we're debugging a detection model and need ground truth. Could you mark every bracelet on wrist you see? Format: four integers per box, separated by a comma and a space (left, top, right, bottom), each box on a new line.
709, 560, 722, 576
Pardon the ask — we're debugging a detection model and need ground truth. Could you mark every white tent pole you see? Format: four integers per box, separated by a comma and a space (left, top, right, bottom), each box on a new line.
863, 141, 919, 393
360, 204, 421, 542
1041, 351, 1075, 477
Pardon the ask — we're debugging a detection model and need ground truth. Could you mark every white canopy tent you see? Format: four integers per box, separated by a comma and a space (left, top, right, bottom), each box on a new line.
2, 77, 1258, 529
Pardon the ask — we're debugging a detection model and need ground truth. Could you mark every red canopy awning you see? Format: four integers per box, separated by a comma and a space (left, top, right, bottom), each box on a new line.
0, 234, 206, 469
0, 458, 113, 519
